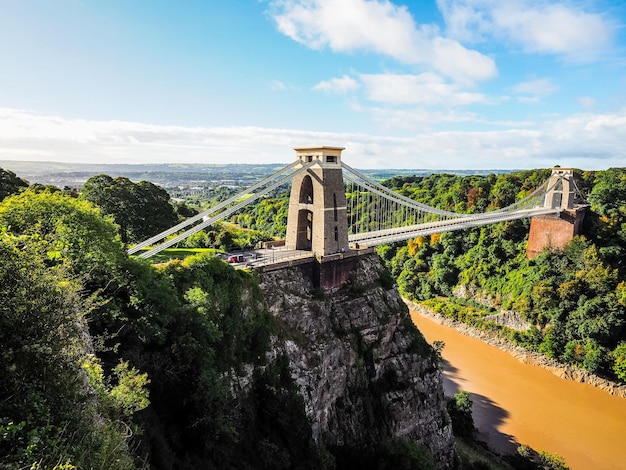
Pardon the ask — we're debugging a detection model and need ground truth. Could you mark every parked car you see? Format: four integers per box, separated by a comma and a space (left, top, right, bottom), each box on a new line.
227, 254, 245, 263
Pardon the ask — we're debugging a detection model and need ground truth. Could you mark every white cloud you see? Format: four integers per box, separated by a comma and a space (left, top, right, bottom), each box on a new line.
430, 36, 497, 84
512, 77, 558, 97
271, 80, 288, 91
355, 111, 626, 168
313, 75, 360, 93
368, 106, 481, 130
0, 108, 625, 170
437, 0, 617, 62
269, 0, 497, 84
578, 96, 596, 110
360, 73, 490, 106
271, 0, 418, 56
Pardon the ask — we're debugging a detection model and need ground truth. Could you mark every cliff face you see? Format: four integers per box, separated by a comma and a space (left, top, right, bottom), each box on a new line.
259, 253, 455, 468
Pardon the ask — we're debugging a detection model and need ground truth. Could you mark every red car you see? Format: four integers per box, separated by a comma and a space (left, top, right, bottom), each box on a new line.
227, 255, 245, 263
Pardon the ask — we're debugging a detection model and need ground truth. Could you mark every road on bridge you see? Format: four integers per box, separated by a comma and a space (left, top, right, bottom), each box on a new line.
226, 245, 314, 268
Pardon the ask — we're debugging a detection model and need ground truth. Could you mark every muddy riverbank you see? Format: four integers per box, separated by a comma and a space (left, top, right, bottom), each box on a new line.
408, 300, 626, 470
405, 299, 626, 398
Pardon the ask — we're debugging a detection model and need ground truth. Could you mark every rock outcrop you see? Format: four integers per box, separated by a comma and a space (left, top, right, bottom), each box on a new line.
259, 253, 455, 468
453, 284, 532, 331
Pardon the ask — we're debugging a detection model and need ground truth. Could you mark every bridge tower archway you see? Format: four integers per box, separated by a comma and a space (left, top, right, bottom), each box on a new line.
286, 147, 349, 256
544, 168, 576, 210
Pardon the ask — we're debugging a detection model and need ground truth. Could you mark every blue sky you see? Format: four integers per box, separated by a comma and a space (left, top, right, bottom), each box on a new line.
1, 0, 625, 169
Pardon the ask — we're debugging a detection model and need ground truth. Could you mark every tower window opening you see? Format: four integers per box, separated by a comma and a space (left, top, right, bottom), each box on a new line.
299, 175, 314, 204
333, 193, 338, 221
326, 156, 337, 163
334, 226, 338, 241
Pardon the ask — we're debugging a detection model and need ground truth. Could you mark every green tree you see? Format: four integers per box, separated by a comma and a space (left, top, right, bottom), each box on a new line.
587, 168, 626, 264
0, 188, 125, 285
588, 168, 626, 222
216, 229, 234, 251
82, 355, 150, 420
378, 438, 435, 470
539, 450, 570, 470
611, 342, 626, 382
173, 199, 198, 219
489, 174, 519, 209
0, 168, 28, 201
81, 175, 178, 244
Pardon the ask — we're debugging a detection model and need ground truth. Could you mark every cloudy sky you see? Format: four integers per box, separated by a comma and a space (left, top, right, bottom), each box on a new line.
1, 0, 625, 169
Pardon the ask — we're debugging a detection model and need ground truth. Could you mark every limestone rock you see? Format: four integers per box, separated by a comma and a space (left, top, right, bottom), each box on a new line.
260, 253, 455, 468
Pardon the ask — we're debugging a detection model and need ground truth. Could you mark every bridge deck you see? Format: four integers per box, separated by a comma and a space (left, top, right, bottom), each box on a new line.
349, 207, 560, 246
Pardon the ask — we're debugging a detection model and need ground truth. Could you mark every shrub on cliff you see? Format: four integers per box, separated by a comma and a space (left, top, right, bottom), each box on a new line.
92, 251, 331, 469
446, 391, 475, 438
0, 167, 28, 201
378, 438, 435, 470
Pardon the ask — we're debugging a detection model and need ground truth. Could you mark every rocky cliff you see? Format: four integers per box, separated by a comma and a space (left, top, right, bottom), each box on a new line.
259, 253, 455, 468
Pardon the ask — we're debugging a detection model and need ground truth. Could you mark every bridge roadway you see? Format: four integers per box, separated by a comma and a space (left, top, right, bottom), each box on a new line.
349, 206, 560, 246
225, 206, 559, 269
228, 245, 314, 268
229, 244, 378, 269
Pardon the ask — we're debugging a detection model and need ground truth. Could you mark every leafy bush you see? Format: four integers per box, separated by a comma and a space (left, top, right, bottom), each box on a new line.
446, 391, 475, 438
378, 438, 435, 470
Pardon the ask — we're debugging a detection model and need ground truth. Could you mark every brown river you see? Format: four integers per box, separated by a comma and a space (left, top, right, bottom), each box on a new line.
410, 310, 626, 470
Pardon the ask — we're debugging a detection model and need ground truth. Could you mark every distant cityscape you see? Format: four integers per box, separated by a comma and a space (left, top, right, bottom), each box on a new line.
0, 160, 514, 195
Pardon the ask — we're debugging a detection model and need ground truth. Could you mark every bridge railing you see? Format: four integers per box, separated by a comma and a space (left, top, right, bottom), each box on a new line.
342, 163, 570, 242
349, 206, 560, 246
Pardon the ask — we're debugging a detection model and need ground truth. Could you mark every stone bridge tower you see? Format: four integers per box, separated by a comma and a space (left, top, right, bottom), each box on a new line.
527, 168, 586, 258
544, 167, 576, 210
285, 146, 349, 256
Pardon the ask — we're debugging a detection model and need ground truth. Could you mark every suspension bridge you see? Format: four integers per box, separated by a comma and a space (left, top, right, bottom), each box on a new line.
128, 146, 583, 264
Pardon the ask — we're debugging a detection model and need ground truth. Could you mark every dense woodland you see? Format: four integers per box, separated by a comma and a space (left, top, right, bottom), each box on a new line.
379, 169, 626, 382
1, 164, 625, 469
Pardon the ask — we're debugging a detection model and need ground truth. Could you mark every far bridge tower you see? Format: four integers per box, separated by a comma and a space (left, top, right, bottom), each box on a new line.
544, 167, 577, 210
285, 146, 350, 257
527, 168, 586, 258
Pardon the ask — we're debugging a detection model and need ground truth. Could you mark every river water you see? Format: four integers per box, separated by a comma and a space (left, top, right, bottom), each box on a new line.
410, 310, 626, 470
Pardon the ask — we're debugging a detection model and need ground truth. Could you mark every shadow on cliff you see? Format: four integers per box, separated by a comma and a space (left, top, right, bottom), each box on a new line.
441, 358, 519, 455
